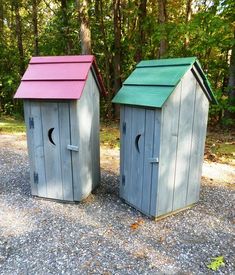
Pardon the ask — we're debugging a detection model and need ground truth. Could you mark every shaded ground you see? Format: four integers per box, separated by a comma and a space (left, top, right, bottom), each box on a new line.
0, 133, 234, 274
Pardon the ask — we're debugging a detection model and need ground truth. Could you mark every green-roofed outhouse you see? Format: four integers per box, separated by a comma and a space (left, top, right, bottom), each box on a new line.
112, 57, 217, 218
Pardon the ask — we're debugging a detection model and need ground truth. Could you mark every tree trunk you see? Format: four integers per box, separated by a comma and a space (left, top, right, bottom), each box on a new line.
13, 0, 25, 75
184, 0, 192, 49
225, 41, 235, 121
96, 0, 112, 117
113, 0, 122, 117
32, 0, 39, 55
0, 0, 3, 38
61, 0, 72, 54
77, 0, 92, 54
135, 0, 147, 62
158, 0, 168, 58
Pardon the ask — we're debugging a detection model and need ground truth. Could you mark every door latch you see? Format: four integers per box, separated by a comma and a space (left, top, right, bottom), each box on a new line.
67, 145, 79, 151
149, 157, 159, 163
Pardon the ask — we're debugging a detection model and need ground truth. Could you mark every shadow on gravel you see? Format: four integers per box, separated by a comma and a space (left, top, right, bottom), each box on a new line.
0, 146, 234, 274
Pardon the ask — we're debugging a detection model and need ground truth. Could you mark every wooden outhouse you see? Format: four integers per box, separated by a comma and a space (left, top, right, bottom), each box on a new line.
14, 55, 105, 202
112, 57, 217, 218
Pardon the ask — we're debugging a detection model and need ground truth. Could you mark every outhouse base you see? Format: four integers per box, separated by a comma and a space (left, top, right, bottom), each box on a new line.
121, 198, 196, 220
153, 203, 196, 221
32, 193, 98, 204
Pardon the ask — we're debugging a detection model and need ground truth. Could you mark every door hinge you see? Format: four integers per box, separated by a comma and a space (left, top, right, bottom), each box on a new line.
149, 157, 159, 163
29, 117, 34, 129
122, 122, 126, 134
122, 174, 125, 186
33, 172, 38, 184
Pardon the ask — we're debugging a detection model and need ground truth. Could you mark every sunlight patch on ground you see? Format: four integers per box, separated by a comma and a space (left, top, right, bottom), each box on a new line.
202, 162, 235, 185
0, 203, 35, 237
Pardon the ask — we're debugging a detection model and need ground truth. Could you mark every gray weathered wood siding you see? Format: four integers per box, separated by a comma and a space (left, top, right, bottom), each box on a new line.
120, 105, 161, 217
72, 70, 100, 201
23, 70, 100, 202
157, 69, 209, 216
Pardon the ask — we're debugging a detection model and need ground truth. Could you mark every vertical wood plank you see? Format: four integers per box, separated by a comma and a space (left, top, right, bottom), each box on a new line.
58, 102, 73, 201
69, 100, 81, 201
141, 109, 155, 214
71, 71, 97, 201
157, 82, 181, 216
90, 71, 100, 189
122, 106, 133, 202
172, 70, 196, 211
186, 83, 209, 204
30, 101, 47, 197
119, 105, 125, 198
23, 101, 38, 196
41, 102, 63, 200
128, 107, 145, 209
149, 109, 161, 216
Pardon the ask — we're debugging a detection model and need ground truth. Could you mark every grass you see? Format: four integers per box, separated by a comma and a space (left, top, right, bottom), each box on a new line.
0, 115, 234, 165
0, 115, 120, 146
0, 115, 25, 133
205, 131, 235, 165
100, 120, 120, 148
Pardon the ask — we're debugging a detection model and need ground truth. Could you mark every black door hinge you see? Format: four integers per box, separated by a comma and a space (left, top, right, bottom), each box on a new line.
122, 174, 125, 186
33, 172, 38, 184
122, 122, 126, 134
29, 117, 34, 129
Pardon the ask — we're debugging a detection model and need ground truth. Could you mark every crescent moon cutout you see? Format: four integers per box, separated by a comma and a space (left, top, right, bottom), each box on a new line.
48, 128, 56, 145
135, 134, 141, 153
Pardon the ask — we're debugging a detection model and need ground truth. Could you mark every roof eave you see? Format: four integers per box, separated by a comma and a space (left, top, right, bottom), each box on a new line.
193, 60, 218, 105
91, 57, 107, 97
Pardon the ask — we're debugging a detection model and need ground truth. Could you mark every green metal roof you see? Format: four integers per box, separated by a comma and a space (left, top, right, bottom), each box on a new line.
112, 57, 217, 108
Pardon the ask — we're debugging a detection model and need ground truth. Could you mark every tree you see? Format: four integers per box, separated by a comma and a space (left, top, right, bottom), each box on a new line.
225, 35, 235, 122
12, 0, 25, 75
77, 0, 91, 54
157, 0, 167, 58
184, 0, 192, 49
32, 0, 39, 55
113, 0, 122, 116
135, 0, 147, 62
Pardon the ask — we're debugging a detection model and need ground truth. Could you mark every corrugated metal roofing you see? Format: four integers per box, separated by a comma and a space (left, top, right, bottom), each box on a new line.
112, 57, 217, 108
14, 55, 106, 99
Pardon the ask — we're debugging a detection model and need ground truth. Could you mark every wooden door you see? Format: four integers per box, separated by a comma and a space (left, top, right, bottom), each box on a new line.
120, 106, 161, 216
27, 101, 74, 201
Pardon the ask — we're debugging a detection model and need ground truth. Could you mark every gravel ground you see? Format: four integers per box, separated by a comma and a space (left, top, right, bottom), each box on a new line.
0, 134, 234, 274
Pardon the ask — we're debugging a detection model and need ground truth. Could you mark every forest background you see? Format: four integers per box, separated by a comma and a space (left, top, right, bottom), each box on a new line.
0, 0, 234, 126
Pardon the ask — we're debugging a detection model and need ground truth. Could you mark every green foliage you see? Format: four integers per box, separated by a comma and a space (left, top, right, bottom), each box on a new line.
207, 256, 225, 271
0, 116, 25, 133
0, 0, 234, 125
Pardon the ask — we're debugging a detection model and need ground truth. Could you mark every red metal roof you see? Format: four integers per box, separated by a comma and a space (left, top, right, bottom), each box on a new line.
14, 55, 106, 99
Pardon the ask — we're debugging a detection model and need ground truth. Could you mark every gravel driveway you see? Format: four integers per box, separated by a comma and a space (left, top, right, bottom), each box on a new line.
0, 134, 234, 274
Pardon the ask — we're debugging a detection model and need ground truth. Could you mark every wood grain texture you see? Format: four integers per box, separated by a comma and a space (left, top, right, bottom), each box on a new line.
141, 109, 155, 214
186, 83, 209, 205
157, 82, 181, 216
24, 101, 38, 196
30, 102, 47, 197
120, 106, 161, 217
71, 70, 100, 201
69, 100, 81, 201
122, 106, 132, 202
41, 102, 63, 200
119, 105, 125, 198
172, 70, 196, 211
90, 70, 100, 189
149, 109, 161, 216
58, 102, 73, 201
129, 107, 145, 209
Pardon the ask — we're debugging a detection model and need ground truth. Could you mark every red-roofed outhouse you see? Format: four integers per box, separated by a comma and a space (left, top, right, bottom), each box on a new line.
14, 55, 105, 202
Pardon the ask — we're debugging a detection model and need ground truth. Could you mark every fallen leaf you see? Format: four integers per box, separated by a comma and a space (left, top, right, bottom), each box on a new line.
207, 256, 225, 271
130, 219, 144, 230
